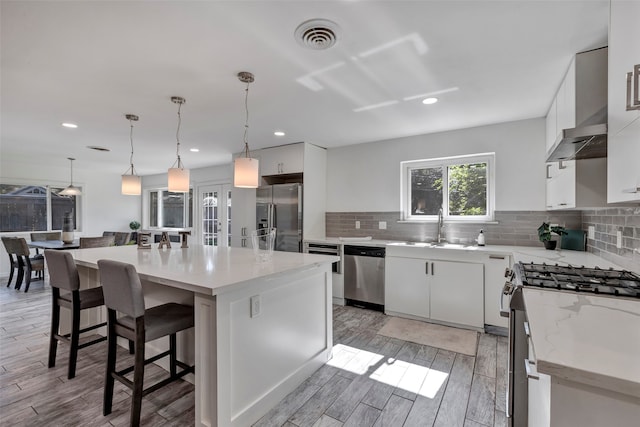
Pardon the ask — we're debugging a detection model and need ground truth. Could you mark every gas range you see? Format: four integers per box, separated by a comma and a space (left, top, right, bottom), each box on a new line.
511, 261, 640, 300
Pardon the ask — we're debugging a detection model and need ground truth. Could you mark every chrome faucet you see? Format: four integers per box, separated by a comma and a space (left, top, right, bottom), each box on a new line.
437, 207, 445, 243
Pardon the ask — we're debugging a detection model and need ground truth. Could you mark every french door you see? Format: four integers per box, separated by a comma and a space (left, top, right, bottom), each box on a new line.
198, 184, 231, 247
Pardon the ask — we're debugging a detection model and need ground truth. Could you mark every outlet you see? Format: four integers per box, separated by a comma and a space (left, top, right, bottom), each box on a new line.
379, 221, 387, 230
616, 230, 622, 249
588, 225, 595, 240
355, 220, 360, 229
250, 295, 261, 318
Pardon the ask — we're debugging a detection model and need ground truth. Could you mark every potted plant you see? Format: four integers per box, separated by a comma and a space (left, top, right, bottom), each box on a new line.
129, 220, 141, 244
537, 222, 567, 250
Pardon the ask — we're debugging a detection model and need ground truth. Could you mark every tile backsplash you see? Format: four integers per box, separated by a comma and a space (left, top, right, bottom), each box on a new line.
326, 208, 640, 270
326, 211, 582, 246
582, 207, 640, 272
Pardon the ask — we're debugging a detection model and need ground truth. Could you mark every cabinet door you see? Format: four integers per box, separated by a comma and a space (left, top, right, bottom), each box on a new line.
557, 59, 576, 133
430, 260, 484, 328
483, 254, 511, 328
552, 161, 576, 209
385, 256, 429, 319
545, 98, 557, 153
230, 187, 256, 248
607, 0, 640, 202
259, 144, 304, 176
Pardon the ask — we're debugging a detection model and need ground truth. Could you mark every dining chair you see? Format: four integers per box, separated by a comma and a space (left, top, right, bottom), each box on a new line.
44, 250, 107, 379
103, 231, 131, 246
30, 231, 62, 241
2, 237, 21, 288
98, 259, 194, 427
7, 237, 45, 292
79, 235, 115, 249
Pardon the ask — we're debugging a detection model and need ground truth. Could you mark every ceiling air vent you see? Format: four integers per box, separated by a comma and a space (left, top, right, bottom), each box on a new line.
87, 146, 110, 152
295, 19, 340, 50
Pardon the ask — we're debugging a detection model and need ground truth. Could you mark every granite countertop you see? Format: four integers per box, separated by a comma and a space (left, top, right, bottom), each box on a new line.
69, 244, 339, 296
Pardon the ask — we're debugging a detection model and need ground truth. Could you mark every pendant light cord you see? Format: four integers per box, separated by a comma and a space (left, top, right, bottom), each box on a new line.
243, 82, 250, 158
176, 101, 183, 167
129, 118, 136, 174
69, 159, 74, 185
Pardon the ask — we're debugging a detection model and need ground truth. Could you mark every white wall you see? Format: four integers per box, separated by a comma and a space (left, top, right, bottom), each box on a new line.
141, 163, 231, 188
326, 118, 546, 212
1, 159, 142, 276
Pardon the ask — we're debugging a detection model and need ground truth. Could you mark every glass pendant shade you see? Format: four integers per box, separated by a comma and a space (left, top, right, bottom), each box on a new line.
234, 157, 259, 188
121, 174, 141, 195
168, 167, 190, 192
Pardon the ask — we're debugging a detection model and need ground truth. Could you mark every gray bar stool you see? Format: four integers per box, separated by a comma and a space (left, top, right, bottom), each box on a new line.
97, 259, 194, 427
44, 250, 107, 379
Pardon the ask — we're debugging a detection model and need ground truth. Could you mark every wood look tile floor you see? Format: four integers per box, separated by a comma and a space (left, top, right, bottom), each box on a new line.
0, 281, 507, 427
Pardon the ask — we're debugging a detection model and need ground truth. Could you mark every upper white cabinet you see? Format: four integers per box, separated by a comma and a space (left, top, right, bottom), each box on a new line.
257, 143, 304, 176
607, 0, 640, 202
545, 158, 607, 210
545, 59, 576, 152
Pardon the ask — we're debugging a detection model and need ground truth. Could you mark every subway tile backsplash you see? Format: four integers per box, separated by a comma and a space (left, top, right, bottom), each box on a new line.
326, 211, 582, 246
582, 207, 640, 272
326, 209, 640, 270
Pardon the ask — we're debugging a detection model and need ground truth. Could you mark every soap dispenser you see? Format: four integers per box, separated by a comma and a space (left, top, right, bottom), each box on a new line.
477, 229, 485, 246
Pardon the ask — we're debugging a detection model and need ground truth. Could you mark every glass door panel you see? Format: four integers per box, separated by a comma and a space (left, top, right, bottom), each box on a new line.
198, 184, 231, 247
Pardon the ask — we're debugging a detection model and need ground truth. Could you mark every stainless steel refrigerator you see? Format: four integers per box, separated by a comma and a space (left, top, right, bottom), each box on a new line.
256, 183, 303, 253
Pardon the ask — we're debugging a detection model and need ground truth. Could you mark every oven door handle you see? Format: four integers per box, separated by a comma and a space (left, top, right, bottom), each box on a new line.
500, 281, 512, 318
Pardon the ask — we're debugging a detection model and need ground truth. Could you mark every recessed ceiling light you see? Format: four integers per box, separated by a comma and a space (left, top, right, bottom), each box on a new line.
190, 148, 200, 152
422, 97, 438, 105
274, 131, 285, 136
62, 122, 78, 128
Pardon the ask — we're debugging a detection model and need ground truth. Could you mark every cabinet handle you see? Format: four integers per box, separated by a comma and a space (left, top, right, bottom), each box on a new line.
489, 255, 505, 260
626, 64, 640, 111
559, 203, 568, 206
425, 261, 429, 275
546, 164, 552, 179
525, 359, 539, 380
558, 160, 566, 170
241, 238, 246, 247
431, 262, 434, 275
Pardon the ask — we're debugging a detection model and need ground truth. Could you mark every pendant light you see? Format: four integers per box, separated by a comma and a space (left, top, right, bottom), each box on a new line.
168, 96, 190, 192
234, 71, 259, 188
59, 157, 82, 196
121, 114, 141, 195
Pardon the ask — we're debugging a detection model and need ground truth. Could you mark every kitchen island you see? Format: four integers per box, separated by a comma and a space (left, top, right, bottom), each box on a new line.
67, 244, 339, 427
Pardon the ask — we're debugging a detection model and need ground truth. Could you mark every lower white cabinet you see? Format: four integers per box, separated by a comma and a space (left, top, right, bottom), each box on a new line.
385, 256, 430, 319
429, 260, 484, 328
483, 254, 511, 328
385, 254, 484, 329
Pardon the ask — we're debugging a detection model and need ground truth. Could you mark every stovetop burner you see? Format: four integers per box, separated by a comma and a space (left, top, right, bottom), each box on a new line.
514, 262, 640, 299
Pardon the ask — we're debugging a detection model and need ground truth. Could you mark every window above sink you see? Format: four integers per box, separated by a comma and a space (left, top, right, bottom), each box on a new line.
400, 152, 495, 223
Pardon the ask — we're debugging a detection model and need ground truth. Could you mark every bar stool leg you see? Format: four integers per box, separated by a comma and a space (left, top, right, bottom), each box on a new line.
48, 290, 60, 368
68, 295, 81, 379
131, 329, 146, 427
170, 333, 177, 377
103, 312, 117, 416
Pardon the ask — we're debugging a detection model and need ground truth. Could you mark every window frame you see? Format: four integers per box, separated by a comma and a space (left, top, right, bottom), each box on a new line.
142, 187, 193, 230
400, 153, 495, 222
0, 182, 82, 233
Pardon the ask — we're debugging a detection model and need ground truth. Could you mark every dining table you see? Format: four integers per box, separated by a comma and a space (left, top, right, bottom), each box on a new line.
28, 239, 80, 252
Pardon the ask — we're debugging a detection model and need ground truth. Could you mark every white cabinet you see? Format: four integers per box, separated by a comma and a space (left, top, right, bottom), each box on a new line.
385, 248, 485, 329
607, 0, 640, 202
429, 260, 484, 329
385, 256, 430, 319
229, 186, 256, 249
545, 59, 576, 152
258, 143, 304, 176
545, 158, 607, 210
482, 254, 511, 328
545, 98, 557, 152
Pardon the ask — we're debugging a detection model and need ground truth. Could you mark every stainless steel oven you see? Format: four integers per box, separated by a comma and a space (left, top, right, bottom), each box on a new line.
303, 242, 341, 274
501, 262, 640, 427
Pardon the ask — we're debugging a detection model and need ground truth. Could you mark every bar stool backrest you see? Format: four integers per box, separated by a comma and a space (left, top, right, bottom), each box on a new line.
97, 260, 145, 318
44, 250, 80, 292
80, 235, 115, 249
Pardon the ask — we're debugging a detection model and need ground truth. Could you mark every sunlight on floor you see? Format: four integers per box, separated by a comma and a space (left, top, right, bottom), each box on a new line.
328, 344, 448, 399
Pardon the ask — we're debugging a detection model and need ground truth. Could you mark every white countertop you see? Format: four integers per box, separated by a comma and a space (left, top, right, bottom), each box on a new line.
68, 245, 339, 296
523, 288, 640, 398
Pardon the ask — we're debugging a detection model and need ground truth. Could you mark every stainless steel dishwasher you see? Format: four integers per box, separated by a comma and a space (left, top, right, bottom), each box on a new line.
343, 245, 385, 311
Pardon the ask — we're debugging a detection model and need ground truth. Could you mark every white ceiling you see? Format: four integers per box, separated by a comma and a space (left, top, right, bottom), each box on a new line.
1, 0, 609, 176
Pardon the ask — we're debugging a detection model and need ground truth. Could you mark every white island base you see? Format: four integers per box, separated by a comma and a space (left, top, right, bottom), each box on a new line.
67, 245, 336, 427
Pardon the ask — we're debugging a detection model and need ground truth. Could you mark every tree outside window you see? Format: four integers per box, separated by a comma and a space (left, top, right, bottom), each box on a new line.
402, 153, 494, 222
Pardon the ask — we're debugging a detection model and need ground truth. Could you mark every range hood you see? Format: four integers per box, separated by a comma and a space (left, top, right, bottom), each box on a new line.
546, 47, 608, 162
